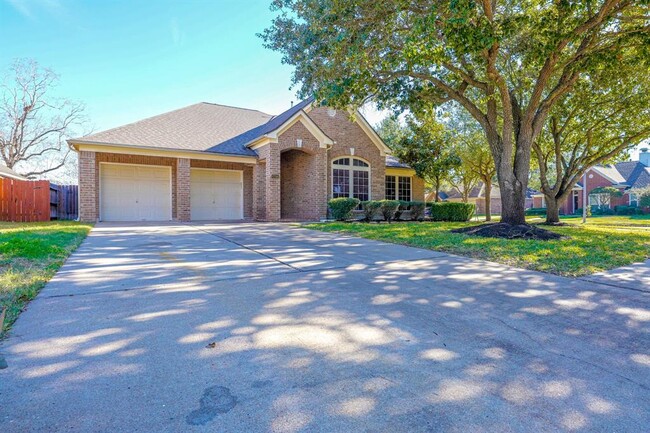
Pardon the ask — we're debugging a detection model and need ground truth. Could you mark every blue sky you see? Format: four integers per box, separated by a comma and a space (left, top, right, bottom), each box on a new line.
0, 0, 326, 133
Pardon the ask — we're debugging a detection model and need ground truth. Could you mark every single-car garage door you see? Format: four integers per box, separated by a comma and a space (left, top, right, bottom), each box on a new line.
191, 168, 243, 220
100, 163, 172, 221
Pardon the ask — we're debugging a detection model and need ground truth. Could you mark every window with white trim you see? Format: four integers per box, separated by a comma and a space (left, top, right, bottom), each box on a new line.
629, 192, 638, 207
385, 175, 411, 201
332, 157, 370, 201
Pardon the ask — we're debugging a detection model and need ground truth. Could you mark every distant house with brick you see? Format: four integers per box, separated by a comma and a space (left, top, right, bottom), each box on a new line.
428, 183, 536, 215
68, 98, 424, 222
531, 149, 650, 214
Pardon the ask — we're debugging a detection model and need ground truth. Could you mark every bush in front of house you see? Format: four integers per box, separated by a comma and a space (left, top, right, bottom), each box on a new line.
428, 202, 475, 222
574, 206, 592, 217
328, 197, 360, 221
615, 205, 643, 215
409, 201, 426, 221
525, 207, 548, 216
361, 200, 382, 222
378, 200, 401, 223
395, 200, 410, 221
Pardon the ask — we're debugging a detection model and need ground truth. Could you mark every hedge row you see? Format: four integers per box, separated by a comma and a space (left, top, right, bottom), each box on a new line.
328, 198, 426, 222
427, 202, 475, 222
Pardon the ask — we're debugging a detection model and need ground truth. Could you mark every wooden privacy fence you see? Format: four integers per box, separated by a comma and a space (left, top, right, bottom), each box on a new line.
0, 179, 79, 222
0, 178, 51, 222
50, 184, 78, 220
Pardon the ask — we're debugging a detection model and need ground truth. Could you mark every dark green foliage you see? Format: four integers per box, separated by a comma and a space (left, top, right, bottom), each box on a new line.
615, 206, 639, 216
525, 207, 548, 216
394, 201, 409, 221
574, 207, 592, 217
408, 201, 426, 221
378, 200, 400, 223
328, 198, 360, 221
429, 202, 475, 222
592, 206, 615, 216
361, 200, 382, 222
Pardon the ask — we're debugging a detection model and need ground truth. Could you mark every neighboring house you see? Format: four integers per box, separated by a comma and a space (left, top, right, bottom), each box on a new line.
531, 149, 650, 214
428, 183, 536, 214
0, 165, 28, 181
68, 98, 424, 222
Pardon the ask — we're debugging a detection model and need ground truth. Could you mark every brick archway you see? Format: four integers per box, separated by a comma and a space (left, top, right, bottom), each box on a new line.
280, 148, 323, 220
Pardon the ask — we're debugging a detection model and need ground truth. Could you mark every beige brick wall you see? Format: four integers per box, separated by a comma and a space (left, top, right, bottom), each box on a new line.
412, 175, 425, 202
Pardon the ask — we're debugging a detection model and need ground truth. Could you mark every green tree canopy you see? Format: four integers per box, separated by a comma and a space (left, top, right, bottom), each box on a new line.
262, 0, 650, 225
392, 110, 461, 202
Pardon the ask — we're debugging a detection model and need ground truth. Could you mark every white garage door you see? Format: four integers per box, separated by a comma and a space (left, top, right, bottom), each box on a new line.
100, 164, 172, 221
191, 168, 243, 220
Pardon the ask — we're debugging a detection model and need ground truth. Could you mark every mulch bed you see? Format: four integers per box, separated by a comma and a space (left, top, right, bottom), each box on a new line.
451, 223, 565, 240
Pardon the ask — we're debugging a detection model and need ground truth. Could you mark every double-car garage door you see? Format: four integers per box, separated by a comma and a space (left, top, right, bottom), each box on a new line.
99, 163, 243, 221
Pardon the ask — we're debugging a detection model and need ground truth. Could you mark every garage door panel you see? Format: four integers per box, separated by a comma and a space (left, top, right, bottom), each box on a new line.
100, 164, 171, 221
190, 169, 243, 221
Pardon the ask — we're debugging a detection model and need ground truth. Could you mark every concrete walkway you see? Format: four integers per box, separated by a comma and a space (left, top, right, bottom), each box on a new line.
1, 222, 648, 432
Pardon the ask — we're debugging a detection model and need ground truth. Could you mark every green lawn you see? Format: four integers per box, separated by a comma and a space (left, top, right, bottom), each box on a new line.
0, 221, 92, 337
306, 216, 650, 277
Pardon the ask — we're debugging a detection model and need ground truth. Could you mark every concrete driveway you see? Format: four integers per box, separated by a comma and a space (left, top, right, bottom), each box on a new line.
1, 222, 649, 432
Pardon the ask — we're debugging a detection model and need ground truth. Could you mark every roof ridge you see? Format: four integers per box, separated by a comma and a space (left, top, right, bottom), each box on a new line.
78, 102, 272, 141
200, 102, 272, 116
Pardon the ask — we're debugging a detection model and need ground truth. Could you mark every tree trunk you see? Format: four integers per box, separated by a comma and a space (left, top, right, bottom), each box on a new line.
544, 195, 561, 224
484, 179, 492, 222
434, 176, 441, 202
496, 173, 528, 225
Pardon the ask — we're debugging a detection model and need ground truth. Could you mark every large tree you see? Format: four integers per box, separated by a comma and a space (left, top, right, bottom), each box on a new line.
393, 111, 460, 202
262, 0, 649, 225
533, 66, 650, 223
0, 59, 86, 178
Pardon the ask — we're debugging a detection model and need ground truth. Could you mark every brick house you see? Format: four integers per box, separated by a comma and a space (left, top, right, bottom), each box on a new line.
427, 183, 536, 215
531, 150, 650, 214
69, 98, 424, 222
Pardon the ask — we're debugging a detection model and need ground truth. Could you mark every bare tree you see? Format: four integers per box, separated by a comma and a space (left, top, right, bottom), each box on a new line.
0, 59, 86, 178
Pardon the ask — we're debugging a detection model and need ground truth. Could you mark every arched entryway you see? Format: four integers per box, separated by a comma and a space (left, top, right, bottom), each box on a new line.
280, 148, 321, 220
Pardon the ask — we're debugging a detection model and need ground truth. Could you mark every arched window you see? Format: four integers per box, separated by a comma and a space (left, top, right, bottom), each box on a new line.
332, 157, 370, 201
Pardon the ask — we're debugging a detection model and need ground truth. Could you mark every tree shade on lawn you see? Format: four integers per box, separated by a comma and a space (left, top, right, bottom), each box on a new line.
261, 0, 649, 225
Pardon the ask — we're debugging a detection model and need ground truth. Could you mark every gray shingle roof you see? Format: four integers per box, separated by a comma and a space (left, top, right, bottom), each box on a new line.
592, 165, 627, 184
212, 98, 316, 153
73, 98, 400, 164
385, 155, 411, 168
74, 103, 273, 156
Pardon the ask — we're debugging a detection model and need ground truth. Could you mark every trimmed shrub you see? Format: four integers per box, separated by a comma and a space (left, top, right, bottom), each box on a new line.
395, 200, 410, 221
574, 206, 592, 217
408, 201, 426, 221
525, 207, 547, 216
361, 200, 382, 222
378, 200, 401, 223
328, 197, 360, 221
615, 205, 637, 215
428, 202, 475, 222
592, 206, 615, 215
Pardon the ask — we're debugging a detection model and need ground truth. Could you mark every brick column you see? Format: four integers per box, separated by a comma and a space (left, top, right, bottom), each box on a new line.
79, 150, 98, 222
315, 150, 328, 219
176, 158, 191, 222
265, 145, 281, 221
253, 162, 266, 220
